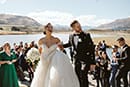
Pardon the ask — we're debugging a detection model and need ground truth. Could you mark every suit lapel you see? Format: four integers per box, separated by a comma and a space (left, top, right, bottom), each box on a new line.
69, 34, 76, 50
120, 45, 128, 57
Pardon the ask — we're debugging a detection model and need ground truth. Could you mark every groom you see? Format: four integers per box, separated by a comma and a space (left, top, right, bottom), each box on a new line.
63, 20, 95, 87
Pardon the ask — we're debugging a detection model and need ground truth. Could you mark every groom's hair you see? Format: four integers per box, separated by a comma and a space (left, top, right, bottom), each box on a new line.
70, 20, 79, 27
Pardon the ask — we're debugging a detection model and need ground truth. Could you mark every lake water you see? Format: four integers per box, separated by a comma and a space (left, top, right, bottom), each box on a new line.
0, 33, 111, 46
0, 33, 112, 58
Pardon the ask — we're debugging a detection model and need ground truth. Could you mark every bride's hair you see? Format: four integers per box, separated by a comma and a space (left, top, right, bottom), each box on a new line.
43, 25, 47, 35
43, 23, 53, 35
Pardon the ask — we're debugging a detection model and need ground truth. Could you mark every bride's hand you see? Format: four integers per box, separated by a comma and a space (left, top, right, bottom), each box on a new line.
58, 42, 64, 51
58, 45, 64, 51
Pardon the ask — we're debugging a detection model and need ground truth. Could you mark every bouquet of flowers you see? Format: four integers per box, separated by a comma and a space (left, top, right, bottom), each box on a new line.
26, 47, 40, 63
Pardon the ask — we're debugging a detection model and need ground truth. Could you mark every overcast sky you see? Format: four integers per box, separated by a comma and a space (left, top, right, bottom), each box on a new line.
0, 0, 130, 26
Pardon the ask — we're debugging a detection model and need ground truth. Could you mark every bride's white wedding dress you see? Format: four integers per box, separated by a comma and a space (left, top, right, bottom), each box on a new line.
30, 44, 79, 87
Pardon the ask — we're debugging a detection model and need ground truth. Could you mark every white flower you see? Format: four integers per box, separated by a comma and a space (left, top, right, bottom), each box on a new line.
11, 53, 14, 55
26, 47, 40, 62
78, 38, 82, 42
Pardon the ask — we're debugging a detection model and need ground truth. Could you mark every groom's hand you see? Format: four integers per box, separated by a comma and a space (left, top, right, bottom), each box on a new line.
90, 64, 95, 71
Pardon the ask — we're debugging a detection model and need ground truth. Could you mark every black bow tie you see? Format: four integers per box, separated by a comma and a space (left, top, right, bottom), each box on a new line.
73, 34, 80, 36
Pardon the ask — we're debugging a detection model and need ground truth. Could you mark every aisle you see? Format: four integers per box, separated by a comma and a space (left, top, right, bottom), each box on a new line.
19, 74, 98, 87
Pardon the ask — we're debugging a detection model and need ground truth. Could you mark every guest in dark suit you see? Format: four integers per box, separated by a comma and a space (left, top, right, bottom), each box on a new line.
63, 20, 95, 87
115, 37, 130, 87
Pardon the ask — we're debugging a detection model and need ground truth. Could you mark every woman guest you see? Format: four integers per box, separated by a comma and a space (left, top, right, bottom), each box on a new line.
0, 43, 19, 87
99, 51, 111, 87
94, 51, 101, 87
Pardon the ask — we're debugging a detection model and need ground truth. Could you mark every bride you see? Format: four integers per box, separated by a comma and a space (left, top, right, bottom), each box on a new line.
30, 23, 79, 87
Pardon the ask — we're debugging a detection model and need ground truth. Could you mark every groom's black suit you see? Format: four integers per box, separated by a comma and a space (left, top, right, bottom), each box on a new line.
63, 31, 95, 87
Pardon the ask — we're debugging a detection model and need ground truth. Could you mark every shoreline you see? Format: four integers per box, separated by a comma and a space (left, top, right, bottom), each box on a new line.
0, 31, 40, 35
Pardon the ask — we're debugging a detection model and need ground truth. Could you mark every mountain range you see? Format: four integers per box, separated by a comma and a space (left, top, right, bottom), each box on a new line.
0, 14, 130, 31
97, 17, 130, 30
0, 14, 41, 27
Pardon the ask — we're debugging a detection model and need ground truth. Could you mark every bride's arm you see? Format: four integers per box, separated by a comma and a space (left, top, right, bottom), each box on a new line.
38, 38, 44, 54
39, 47, 42, 54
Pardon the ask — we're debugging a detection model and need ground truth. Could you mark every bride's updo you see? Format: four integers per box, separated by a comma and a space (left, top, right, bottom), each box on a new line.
43, 23, 53, 35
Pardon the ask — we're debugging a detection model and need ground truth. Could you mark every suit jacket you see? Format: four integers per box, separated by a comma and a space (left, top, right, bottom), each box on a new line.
63, 31, 95, 65
118, 44, 130, 68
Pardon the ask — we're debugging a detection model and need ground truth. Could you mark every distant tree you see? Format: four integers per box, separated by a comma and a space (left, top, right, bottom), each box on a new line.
11, 26, 20, 31
0, 28, 3, 30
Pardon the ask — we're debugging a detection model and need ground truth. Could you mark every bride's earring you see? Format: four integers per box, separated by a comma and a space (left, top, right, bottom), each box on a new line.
43, 31, 46, 35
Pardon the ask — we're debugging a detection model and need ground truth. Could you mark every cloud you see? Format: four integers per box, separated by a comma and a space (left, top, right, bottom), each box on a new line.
27, 11, 74, 26
27, 10, 113, 26
4, 12, 23, 16
0, 0, 7, 4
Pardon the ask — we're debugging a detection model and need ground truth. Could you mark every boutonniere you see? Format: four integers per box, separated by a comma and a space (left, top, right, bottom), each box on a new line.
78, 38, 82, 42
